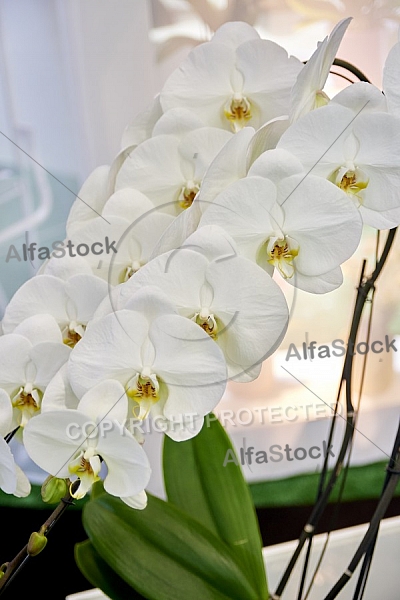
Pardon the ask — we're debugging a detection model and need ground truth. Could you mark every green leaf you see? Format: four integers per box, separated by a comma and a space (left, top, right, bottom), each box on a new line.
82, 492, 259, 600
75, 540, 145, 600
163, 414, 268, 598
90, 480, 106, 500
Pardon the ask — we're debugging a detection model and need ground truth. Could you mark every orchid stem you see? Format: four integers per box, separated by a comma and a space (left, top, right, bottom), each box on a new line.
0, 480, 79, 596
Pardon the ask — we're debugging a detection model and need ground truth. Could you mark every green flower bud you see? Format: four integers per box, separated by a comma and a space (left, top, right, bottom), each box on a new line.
27, 532, 47, 557
41, 476, 68, 504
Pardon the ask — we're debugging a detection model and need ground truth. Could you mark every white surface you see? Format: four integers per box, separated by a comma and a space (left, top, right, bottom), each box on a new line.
263, 515, 400, 600
66, 516, 400, 600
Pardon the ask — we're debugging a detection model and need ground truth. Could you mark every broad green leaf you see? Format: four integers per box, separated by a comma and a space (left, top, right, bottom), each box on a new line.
75, 539, 145, 600
90, 480, 106, 500
163, 414, 268, 598
82, 492, 259, 600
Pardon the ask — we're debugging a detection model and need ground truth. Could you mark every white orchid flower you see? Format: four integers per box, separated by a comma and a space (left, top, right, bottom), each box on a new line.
383, 30, 400, 118
277, 102, 400, 229
66, 165, 111, 233
68, 286, 227, 440
115, 112, 232, 215
199, 151, 362, 293
290, 17, 352, 122
0, 389, 31, 497
121, 94, 163, 149
148, 127, 256, 258
107, 96, 164, 196
41, 364, 79, 412
160, 22, 303, 132
97, 227, 289, 381
23, 379, 151, 504
331, 82, 388, 114
0, 323, 70, 428
2, 270, 108, 348
69, 189, 173, 284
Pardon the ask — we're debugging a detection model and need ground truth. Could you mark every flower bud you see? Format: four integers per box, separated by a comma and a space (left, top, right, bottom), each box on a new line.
27, 532, 47, 557
41, 476, 68, 504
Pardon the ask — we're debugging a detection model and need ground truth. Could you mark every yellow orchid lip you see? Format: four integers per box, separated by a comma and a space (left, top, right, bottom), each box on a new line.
265, 237, 299, 279
68, 449, 101, 499
331, 166, 369, 205
192, 311, 219, 339
127, 373, 161, 421
178, 181, 200, 210
224, 94, 252, 132
11, 385, 42, 427
62, 321, 86, 348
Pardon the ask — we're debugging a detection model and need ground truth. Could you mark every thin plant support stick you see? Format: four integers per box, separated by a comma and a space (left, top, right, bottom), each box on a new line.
271, 226, 397, 600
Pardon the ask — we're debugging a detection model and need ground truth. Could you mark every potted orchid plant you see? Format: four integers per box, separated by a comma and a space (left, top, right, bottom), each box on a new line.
1, 16, 400, 600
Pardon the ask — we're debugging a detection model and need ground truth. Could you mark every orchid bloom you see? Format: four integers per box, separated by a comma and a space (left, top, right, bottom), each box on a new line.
199, 149, 362, 293
23, 379, 151, 506
68, 287, 227, 440
66, 165, 111, 233
160, 21, 303, 132
2, 264, 108, 348
148, 126, 256, 258
114, 109, 232, 215
68, 189, 173, 284
290, 17, 352, 122
106, 96, 164, 195
277, 101, 400, 229
383, 29, 400, 118
96, 227, 289, 381
0, 317, 70, 428
0, 389, 31, 497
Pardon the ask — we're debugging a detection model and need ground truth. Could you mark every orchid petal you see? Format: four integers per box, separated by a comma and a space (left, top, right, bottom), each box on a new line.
23, 410, 91, 479
152, 107, 205, 137
14, 465, 31, 497
331, 82, 387, 114
41, 364, 79, 411
236, 39, 303, 126
66, 275, 108, 323
2, 276, 69, 334
14, 315, 63, 345
196, 127, 255, 212
0, 437, 17, 494
290, 17, 352, 122
248, 148, 304, 183
120, 489, 148, 510
160, 42, 235, 127
66, 166, 110, 232
0, 334, 31, 392
30, 343, 71, 388
42, 255, 93, 279
291, 267, 344, 294
206, 255, 289, 376
383, 39, 400, 117
97, 428, 151, 498
78, 380, 128, 425
211, 21, 260, 48
279, 174, 362, 276
246, 116, 290, 170
121, 94, 163, 148
0, 389, 12, 437
150, 314, 227, 418
68, 311, 148, 397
